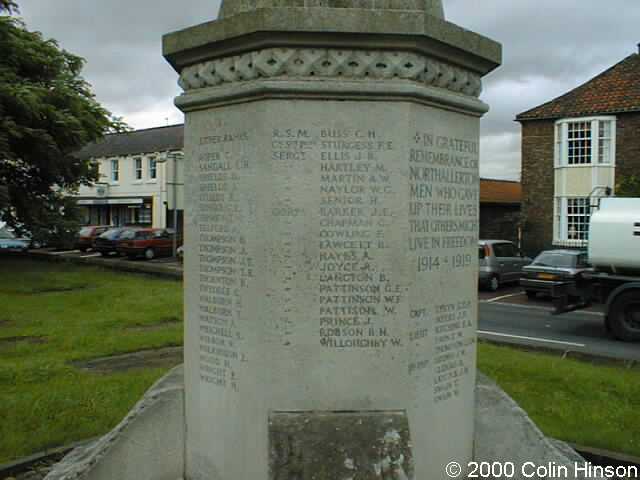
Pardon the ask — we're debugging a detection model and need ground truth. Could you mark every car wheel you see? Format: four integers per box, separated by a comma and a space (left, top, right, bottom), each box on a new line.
79, 247, 88, 253
488, 275, 500, 292
526, 290, 537, 300
127, 254, 137, 260
144, 248, 155, 260
609, 290, 640, 342
99, 251, 107, 256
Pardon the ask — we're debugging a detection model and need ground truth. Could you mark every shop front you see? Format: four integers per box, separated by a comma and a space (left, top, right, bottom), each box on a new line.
77, 197, 153, 227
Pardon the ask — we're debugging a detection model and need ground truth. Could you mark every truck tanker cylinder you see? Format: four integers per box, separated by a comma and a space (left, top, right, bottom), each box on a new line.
589, 198, 640, 274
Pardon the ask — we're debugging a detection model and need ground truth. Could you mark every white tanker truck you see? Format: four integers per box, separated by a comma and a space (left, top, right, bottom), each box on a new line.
553, 197, 640, 342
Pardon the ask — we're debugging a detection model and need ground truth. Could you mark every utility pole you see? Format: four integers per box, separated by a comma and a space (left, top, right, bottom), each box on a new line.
171, 152, 182, 258
159, 151, 184, 258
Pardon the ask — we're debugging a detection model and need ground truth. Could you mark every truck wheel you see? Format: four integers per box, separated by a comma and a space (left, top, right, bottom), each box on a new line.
488, 275, 500, 292
609, 291, 640, 342
144, 248, 155, 260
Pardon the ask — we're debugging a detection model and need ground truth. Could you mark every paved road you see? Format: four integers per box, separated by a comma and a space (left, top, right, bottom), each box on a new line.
479, 299, 640, 362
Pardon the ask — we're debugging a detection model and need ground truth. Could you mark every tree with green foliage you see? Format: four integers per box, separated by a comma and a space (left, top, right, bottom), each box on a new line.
0, 2, 126, 244
0, 0, 16, 13
615, 175, 640, 198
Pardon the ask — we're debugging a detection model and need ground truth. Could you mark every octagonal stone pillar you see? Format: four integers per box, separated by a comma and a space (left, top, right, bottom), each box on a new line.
164, 3, 500, 479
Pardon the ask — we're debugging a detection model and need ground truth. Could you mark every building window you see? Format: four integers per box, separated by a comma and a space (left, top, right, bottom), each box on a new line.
111, 159, 119, 182
136, 206, 152, 224
567, 122, 591, 165
554, 197, 591, 245
555, 117, 615, 166
134, 157, 143, 180
598, 121, 612, 164
149, 157, 157, 180
567, 198, 591, 241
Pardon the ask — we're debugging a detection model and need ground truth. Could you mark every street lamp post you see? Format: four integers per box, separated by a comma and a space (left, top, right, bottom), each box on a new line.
158, 151, 184, 258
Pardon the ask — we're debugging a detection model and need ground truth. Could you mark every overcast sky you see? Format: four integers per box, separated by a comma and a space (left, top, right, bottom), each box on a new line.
12, 1, 640, 181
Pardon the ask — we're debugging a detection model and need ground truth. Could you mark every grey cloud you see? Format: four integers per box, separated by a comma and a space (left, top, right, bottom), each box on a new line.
13, 0, 640, 180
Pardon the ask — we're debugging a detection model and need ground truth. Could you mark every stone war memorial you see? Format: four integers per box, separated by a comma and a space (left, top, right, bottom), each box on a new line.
170, 0, 497, 478
44, 2, 606, 480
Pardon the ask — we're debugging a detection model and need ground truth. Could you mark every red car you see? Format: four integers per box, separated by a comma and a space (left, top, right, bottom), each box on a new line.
75, 225, 111, 252
116, 228, 182, 260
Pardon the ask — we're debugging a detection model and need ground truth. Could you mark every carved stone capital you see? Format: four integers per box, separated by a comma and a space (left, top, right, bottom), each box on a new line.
178, 48, 482, 98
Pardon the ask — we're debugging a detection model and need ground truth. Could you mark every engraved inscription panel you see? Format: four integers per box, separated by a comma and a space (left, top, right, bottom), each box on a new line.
184, 100, 479, 480
196, 129, 254, 391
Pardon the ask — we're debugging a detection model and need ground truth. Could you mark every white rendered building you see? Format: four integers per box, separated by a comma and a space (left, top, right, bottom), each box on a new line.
75, 124, 185, 230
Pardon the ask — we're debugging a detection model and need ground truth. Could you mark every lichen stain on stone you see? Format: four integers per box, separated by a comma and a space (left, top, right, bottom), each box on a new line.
269, 410, 414, 479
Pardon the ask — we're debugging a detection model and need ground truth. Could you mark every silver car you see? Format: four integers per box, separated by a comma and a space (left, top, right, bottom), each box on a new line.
520, 250, 591, 299
479, 240, 531, 291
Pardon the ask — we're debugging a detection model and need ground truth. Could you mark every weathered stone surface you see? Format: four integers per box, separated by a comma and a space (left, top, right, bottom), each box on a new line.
176, 48, 484, 98
44, 368, 600, 480
162, 9, 501, 75
269, 410, 413, 479
161, 4, 502, 479
181, 97, 481, 480
219, 0, 445, 19
43, 366, 185, 480
475, 373, 605, 480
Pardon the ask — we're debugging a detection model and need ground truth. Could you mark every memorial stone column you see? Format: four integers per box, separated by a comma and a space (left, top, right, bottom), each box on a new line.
163, 3, 501, 479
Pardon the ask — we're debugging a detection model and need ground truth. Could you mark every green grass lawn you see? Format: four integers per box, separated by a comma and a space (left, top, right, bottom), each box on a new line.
0, 257, 638, 463
0, 257, 183, 463
479, 342, 640, 457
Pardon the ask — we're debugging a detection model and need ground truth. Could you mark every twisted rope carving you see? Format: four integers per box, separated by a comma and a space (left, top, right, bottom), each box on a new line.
178, 48, 482, 97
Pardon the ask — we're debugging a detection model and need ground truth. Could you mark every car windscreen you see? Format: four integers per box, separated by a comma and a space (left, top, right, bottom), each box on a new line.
100, 228, 124, 240
79, 227, 94, 236
118, 230, 138, 240
531, 253, 576, 268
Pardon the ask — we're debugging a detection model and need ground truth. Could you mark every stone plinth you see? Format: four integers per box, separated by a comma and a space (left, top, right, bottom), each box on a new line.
44, 367, 603, 480
163, 3, 500, 479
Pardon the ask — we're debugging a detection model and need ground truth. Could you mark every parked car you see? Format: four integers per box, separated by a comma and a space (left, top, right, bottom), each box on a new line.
479, 240, 531, 291
93, 227, 139, 256
75, 225, 111, 252
0, 236, 29, 252
116, 228, 182, 260
0, 226, 29, 252
520, 249, 591, 299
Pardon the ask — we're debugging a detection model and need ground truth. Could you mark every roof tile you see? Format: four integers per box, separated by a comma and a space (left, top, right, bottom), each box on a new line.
516, 53, 640, 121
76, 124, 184, 159
480, 179, 521, 204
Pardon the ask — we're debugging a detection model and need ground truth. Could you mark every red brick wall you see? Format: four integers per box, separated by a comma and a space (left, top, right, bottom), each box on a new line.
520, 112, 640, 256
479, 204, 521, 245
615, 112, 640, 182
520, 120, 556, 256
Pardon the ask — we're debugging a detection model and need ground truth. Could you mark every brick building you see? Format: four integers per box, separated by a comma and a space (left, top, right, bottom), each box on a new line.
479, 179, 521, 245
516, 48, 640, 256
